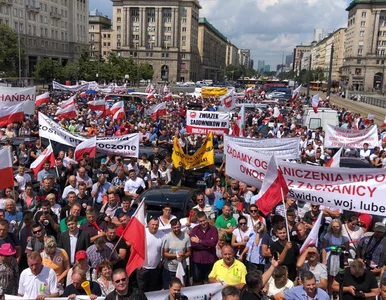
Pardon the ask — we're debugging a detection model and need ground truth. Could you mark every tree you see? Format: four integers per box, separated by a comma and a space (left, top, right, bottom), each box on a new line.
0, 24, 26, 77
313, 67, 325, 81
138, 63, 153, 80
62, 62, 79, 82
33, 58, 63, 87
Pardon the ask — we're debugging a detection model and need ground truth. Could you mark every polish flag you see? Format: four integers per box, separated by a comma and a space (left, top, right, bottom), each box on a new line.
233, 104, 245, 137
74, 136, 97, 162
0, 148, 14, 190
146, 92, 156, 101
299, 210, 324, 254
262, 117, 271, 125
145, 83, 153, 93
273, 106, 283, 122
110, 101, 124, 115
59, 96, 76, 109
95, 104, 111, 120
35, 92, 50, 106
30, 144, 56, 179
219, 89, 236, 112
255, 155, 289, 216
163, 93, 173, 101
0, 103, 24, 126
113, 107, 125, 121
311, 94, 320, 113
79, 91, 86, 98
291, 84, 302, 102
88, 99, 106, 111
123, 200, 146, 276
364, 114, 375, 126
246, 87, 253, 94
325, 147, 343, 168
148, 102, 167, 119
382, 116, 386, 128
56, 104, 77, 119
163, 84, 169, 94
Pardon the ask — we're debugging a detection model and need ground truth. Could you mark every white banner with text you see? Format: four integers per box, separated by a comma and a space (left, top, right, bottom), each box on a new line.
0, 86, 36, 114
186, 110, 229, 135
324, 125, 379, 148
52, 81, 89, 92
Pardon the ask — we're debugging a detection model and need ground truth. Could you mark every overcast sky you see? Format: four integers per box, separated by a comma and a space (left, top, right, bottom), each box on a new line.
89, 0, 351, 69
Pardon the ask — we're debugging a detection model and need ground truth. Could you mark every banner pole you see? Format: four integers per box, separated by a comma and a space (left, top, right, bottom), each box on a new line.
281, 187, 291, 241
48, 139, 60, 179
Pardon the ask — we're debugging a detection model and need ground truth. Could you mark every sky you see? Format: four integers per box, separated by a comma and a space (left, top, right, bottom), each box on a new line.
89, 0, 352, 70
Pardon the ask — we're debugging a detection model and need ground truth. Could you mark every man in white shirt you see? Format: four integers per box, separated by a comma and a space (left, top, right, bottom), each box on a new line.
15, 165, 32, 192
62, 175, 79, 199
124, 169, 146, 199
18, 251, 59, 299
360, 143, 371, 160
136, 216, 165, 292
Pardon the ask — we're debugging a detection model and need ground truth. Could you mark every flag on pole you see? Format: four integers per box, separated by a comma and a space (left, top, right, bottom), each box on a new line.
233, 104, 245, 137
145, 82, 154, 93
110, 101, 124, 115
163, 84, 169, 94
0, 103, 24, 126
311, 94, 320, 113
325, 147, 343, 168
291, 84, 302, 102
122, 200, 146, 276
87, 99, 106, 111
163, 93, 173, 101
299, 210, 324, 254
255, 155, 289, 216
0, 148, 14, 190
246, 87, 253, 94
219, 89, 236, 112
273, 106, 283, 122
147, 102, 167, 119
36, 92, 50, 106
56, 104, 77, 119
113, 107, 125, 121
146, 92, 156, 101
59, 96, 76, 108
74, 136, 97, 161
30, 144, 56, 179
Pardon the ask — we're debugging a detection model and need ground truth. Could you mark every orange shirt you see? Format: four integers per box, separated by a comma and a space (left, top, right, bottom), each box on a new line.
41, 248, 69, 283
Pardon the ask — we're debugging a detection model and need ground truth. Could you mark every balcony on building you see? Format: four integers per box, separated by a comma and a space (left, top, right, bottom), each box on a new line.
50, 12, 62, 19
0, 0, 13, 6
26, 4, 40, 14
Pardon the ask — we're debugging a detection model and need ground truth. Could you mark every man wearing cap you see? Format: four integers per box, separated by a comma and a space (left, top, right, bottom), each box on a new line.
92, 158, 114, 183
0, 243, 18, 295
356, 222, 386, 275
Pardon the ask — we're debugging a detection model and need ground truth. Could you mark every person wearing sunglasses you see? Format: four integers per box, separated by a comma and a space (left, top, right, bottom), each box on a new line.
231, 216, 253, 259
105, 268, 147, 300
25, 223, 47, 253
245, 204, 266, 229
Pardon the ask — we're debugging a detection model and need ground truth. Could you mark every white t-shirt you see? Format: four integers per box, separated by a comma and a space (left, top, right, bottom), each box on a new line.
266, 278, 294, 297
124, 177, 146, 194
143, 229, 165, 269
18, 266, 58, 298
232, 227, 253, 256
15, 173, 32, 191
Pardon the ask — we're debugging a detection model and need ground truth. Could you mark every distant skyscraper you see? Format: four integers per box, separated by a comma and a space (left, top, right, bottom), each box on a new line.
264, 65, 270, 72
314, 28, 324, 42
285, 54, 293, 66
258, 60, 265, 73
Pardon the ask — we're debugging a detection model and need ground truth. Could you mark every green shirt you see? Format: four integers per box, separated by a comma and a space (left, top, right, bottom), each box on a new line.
60, 215, 87, 232
215, 214, 237, 241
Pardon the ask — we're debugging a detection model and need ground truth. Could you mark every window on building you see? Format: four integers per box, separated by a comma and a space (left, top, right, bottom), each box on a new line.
182, 27, 186, 32
117, 9, 121, 14
360, 31, 364, 37
361, 21, 366, 27
357, 59, 361, 64
181, 53, 186, 59
117, 17, 121, 22
362, 12, 366, 18
358, 48, 363, 54
182, 18, 187, 24
355, 68, 362, 75
117, 26, 121, 31
182, 36, 186, 41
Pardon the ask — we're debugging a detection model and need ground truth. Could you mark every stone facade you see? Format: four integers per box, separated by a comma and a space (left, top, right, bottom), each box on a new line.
89, 10, 112, 59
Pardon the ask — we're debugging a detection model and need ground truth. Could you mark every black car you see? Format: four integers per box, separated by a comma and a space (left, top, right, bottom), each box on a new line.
136, 185, 199, 219
339, 157, 374, 168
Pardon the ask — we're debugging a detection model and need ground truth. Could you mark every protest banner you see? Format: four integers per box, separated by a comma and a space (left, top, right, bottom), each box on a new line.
324, 124, 379, 148
226, 143, 386, 216
224, 135, 300, 159
5, 283, 223, 300
38, 112, 139, 157
201, 87, 229, 97
186, 110, 229, 135
52, 80, 89, 92
0, 86, 36, 114
172, 132, 214, 170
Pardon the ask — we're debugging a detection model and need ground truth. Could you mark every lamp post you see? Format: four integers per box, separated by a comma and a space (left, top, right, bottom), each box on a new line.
306, 54, 312, 97
326, 43, 334, 98
17, 21, 22, 87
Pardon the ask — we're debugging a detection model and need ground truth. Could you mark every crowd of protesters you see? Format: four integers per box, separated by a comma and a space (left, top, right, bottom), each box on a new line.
0, 87, 386, 300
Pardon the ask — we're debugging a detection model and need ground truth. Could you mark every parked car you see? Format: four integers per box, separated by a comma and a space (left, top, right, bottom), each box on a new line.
135, 185, 198, 219
339, 157, 374, 168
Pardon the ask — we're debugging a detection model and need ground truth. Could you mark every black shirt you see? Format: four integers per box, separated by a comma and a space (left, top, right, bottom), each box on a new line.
270, 240, 299, 281
63, 281, 102, 297
336, 268, 378, 300
93, 168, 114, 182
240, 286, 262, 300
105, 287, 148, 300
34, 211, 59, 238
107, 236, 129, 270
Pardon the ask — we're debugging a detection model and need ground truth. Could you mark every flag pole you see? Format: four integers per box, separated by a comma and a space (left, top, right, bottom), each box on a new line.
48, 139, 59, 178
280, 187, 291, 241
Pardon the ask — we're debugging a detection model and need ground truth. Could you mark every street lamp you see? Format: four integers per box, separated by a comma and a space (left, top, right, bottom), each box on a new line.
326, 43, 334, 98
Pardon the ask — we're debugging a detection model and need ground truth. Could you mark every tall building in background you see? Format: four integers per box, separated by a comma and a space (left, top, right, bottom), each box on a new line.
240, 49, 251, 69
110, 0, 201, 82
89, 9, 112, 59
293, 43, 312, 75
0, 0, 89, 77
285, 54, 292, 66
264, 65, 270, 72
341, 0, 386, 91
314, 28, 324, 42
257, 60, 265, 73
226, 40, 239, 67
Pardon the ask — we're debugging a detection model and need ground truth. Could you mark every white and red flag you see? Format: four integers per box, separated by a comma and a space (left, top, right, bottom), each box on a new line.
123, 200, 146, 276
299, 210, 324, 254
36, 92, 50, 106
56, 103, 77, 119
111, 101, 124, 115
382, 116, 386, 128
163, 93, 173, 101
219, 89, 236, 112
291, 84, 302, 102
255, 155, 289, 216
59, 95, 76, 108
163, 84, 169, 94
145, 83, 154, 93
0, 148, 14, 190
0, 103, 24, 126
311, 94, 320, 113
246, 87, 253, 94
146, 92, 156, 101
88, 99, 106, 111
273, 106, 283, 122
113, 107, 125, 121
325, 147, 343, 168
74, 136, 97, 162
30, 144, 56, 179
148, 102, 167, 119
233, 104, 245, 137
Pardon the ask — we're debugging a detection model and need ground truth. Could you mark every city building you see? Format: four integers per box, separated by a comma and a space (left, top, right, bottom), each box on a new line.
314, 28, 324, 42
89, 9, 112, 59
240, 49, 251, 69
257, 60, 265, 73
0, 0, 89, 77
110, 0, 201, 82
341, 0, 386, 91
198, 17, 227, 81
293, 43, 313, 75
226, 40, 239, 66
285, 53, 293, 66
264, 64, 270, 72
